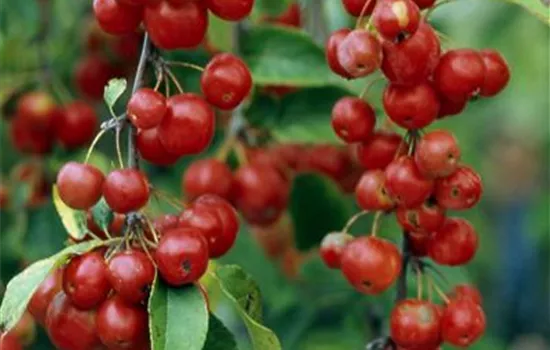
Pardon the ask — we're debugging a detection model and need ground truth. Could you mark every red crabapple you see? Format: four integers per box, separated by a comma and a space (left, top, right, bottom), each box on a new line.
433, 49, 485, 101
414, 130, 461, 178
356, 131, 404, 170
57, 162, 104, 210
435, 165, 482, 210
479, 49, 510, 97
320, 232, 354, 269
384, 156, 434, 208
373, 0, 421, 42
103, 169, 150, 213
441, 298, 486, 347
127, 88, 167, 129
331, 97, 376, 143
355, 170, 395, 211
183, 158, 234, 201
337, 29, 382, 78
428, 217, 478, 266
383, 82, 440, 130
326, 28, 353, 79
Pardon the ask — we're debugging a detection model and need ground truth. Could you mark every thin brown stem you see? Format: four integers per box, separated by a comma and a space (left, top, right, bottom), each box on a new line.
342, 210, 369, 234
370, 211, 383, 237
165, 61, 204, 72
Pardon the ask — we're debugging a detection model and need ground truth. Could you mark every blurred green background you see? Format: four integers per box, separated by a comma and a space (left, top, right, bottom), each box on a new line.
0, 0, 549, 349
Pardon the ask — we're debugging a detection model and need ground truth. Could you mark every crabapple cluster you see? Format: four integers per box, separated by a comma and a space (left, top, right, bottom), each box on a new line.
93, 0, 255, 50
320, 0, 510, 348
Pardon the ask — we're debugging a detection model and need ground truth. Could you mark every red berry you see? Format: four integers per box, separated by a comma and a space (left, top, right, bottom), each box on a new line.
10, 116, 54, 155
179, 206, 223, 254
63, 251, 111, 310
144, 1, 208, 50
337, 29, 382, 78
233, 163, 289, 226
45, 292, 102, 350
119, 0, 159, 6
55, 101, 98, 149
355, 170, 395, 211
96, 295, 149, 349
56, 162, 104, 210
103, 169, 150, 213
385, 156, 434, 208
93, 0, 143, 36
356, 131, 404, 170
74, 54, 115, 101
433, 49, 485, 101
451, 284, 483, 305
158, 93, 215, 156
127, 88, 167, 129
299, 144, 352, 182
326, 28, 353, 79
412, 0, 436, 8
342, 0, 377, 16
263, 2, 301, 27
434, 165, 482, 210
341, 236, 402, 294
154, 228, 209, 286
331, 97, 376, 143
381, 21, 440, 85
383, 82, 439, 130
153, 214, 180, 236
428, 217, 478, 266
0, 332, 22, 350
441, 299, 486, 347
16, 91, 57, 130
437, 94, 468, 118
408, 231, 433, 257
201, 53, 252, 110
183, 159, 233, 201
390, 299, 441, 349
414, 130, 461, 179
107, 250, 155, 304
396, 201, 445, 233
373, 0, 421, 42
136, 127, 180, 166
28, 269, 63, 325
479, 49, 510, 97
320, 232, 354, 269
206, 0, 254, 21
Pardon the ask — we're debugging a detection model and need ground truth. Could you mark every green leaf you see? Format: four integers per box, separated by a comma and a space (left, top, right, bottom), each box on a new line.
253, 0, 293, 16
12, 181, 31, 209
497, 0, 550, 25
241, 26, 333, 87
148, 278, 209, 350
290, 173, 353, 251
209, 265, 282, 350
52, 185, 89, 240
203, 314, 238, 350
245, 93, 281, 129
272, 87, 348, 143
103, 78, 127, 110
0, 239, 113, 330
207, 14, 233, 53
91, 198, 114, 233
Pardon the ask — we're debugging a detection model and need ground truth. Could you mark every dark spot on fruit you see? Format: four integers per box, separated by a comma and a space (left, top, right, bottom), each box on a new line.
362, 280, 372, 288
182, 259, 192, 273
451, 187, 460, 197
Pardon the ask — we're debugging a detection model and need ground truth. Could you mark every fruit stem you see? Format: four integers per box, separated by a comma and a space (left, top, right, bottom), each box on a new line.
163, 66, 184, 94
396, 232, 411, 302
432, 280, 450, 304
370, 211, 383, 237
416, 264, 423, 300
84, 128, 108, 164
164, 61, 205, 72
342, 210, 369, 234
355, 0, 376, 30
359, 76, 385, 100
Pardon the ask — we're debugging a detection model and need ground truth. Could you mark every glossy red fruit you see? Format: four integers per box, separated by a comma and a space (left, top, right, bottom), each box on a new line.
107, 250, 155, 304
373, 0, 420, 42
385, 156, 434, 208
408, 231, 433, 257
342, 0, 377, 16
206, 0, 253, 21
103, 169, 150, 213
479, 49, 510, 97
396, 201, 445, 233
326, 28, 353, 79
153, 214, 179, 237
452, 284, 483, 305
10, 116, 54, 155
414, 130, 461, 179
179, 206, 223, 253
45, 292, 102, 350
158, 93, 215, 156
341, 236, 402, 294
412, 0, 436, 8
57, 162, 104, 210
55, 101, 98, 149
154, 228, 209, 286
320, 232, 354, 269
381, 21, 440, 85
355, 170, 395, 211
233, 163, 289, 226
435, 165, 482, 210
16, 91, 57, 130
10, 312, 36, 346
127, 88, 167, 129
433, 49, 485, 101
193, 195, 240, 257
144, 1, 208, 49
74, 54, 115, 100
441, 298, 486, 347
331, 97, 376, 143
110, 32, 142, 60
383, 82, 439, 130
437, 94, 468, 118
390, 299, 441, 349
201, 53, 252, 110
63, 252, 111, 310
136, 128, 180, 166
93, 0, 143, 35
183, 159, 233, 201
28, 269, 63, 325
337, 30, 382, 78
96, 295, 148, 349
299, 144, 352, 181
428, 217, 478, 266
0, 332, 22, 350
263, 2, 301, 27
356, 132, 404, 170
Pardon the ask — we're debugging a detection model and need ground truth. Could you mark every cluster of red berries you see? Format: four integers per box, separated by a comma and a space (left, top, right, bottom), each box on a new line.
9, 91, 98, 155
93, 0, 255, 50
0, 312, 35, 350
318, 0, 511, 348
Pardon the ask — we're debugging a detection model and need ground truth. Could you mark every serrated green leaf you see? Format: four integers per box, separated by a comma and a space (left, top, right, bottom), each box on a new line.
148, 278, 209, 350
52, 185, 89, 240
103, 78, 127, 110
0, 239, 114, 330
290, 174, 353, 251
209, 265, 281, 350
241, 26, 333, 87
497, 0, 550, 25
91, 198, 114, 233
203, 314, 238, 350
